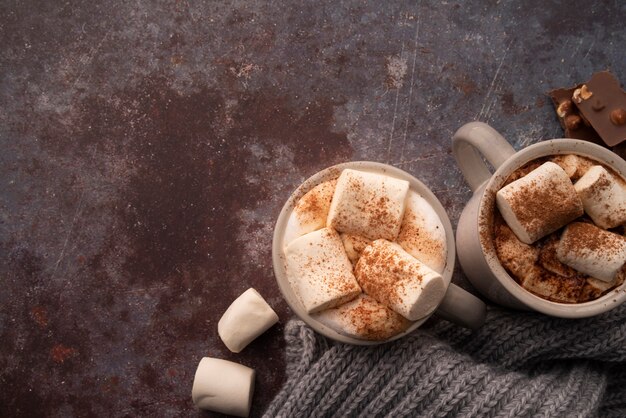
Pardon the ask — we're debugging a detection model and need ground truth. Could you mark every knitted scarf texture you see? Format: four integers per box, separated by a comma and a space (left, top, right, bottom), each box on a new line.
264, 304, 626, 417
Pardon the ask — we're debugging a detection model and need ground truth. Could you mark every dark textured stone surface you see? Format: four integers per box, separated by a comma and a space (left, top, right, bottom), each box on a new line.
0, 0, 624, 416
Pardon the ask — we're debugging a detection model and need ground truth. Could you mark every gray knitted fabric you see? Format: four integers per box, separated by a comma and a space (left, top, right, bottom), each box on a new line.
264, 304, 626, 418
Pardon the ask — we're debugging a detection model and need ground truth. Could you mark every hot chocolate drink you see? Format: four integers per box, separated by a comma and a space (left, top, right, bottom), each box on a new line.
283, 169, 448, 341
492, 154, 626, 303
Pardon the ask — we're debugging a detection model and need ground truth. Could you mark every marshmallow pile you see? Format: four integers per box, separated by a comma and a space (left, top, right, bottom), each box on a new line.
285, 169, 448, 339
494, 155, 626, 303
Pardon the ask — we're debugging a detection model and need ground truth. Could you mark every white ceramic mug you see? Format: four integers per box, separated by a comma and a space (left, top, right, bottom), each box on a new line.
453, 121, 626, 318
272, 161, 486, 345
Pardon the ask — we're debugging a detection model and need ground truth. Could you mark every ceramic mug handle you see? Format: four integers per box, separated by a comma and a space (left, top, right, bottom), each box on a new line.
452, 122, 516, 191
436, 283, 487, 330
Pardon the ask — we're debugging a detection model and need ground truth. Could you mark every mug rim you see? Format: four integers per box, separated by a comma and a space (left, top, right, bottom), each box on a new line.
477, 138, 626, 317
272, 161, 456, 344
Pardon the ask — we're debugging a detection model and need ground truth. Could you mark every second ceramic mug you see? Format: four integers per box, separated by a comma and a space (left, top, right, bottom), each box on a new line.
453, 121, 626, 318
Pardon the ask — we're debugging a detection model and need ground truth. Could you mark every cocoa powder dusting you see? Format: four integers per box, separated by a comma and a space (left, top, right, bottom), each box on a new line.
506, 175, 582, 239
493, 214, 539, 280
295, 179, 338, 226
561, 222, 626, 259
330, 172, 404, 241
339, 296, 410, 341
355, 244, 402, 307
397, 209, 444, 264
586, 174, 612, 198
354, 240, 425, 309
349, 235, 372, 255
368, 196, 393, 230
299, 228, 361, 307
528, 268, 586, 303
538, 234, 578, 278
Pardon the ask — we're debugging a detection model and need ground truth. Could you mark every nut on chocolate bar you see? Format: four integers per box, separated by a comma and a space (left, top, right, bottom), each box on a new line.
557, 100, 574, 118
573, 85, 593, 103
610, 108, 626, 126
564, 114, 582, 130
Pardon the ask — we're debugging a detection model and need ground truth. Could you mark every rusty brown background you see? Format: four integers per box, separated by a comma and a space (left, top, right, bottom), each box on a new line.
1, 0, 624, 416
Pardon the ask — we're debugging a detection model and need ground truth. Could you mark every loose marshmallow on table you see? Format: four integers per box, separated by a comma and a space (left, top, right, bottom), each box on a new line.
557, 222, 626, 282
192, 357, 255, 417
283, 179, 337, 246
354, 239, 445, 321
285, 227, 361, 313
327, 169, 410, 241
496, 161, 584, 244
218, 288, 279, 353
396, 190, 447, 273
574, 165, 626, 229
312, 293, 411, 341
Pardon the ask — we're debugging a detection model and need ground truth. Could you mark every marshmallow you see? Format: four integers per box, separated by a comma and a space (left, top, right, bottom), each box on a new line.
285, 228, 361, 313
312, 293, 411, 341
538, 235, 578, 278
574, 165, 626, 229
354, 239, 445, 321
518, 266, 585, 303
340, 233, 371, 265
283, 179, 337, 246
496, 162, 583, 244
327, 169, 409, 241
218, 288, 279, 353
557, 222, 626, 282
192, 357, 255, 417
552, 154, 594, 180
579, 275, 624, 302
493, 217, 540, 280
396, 191, 447, 273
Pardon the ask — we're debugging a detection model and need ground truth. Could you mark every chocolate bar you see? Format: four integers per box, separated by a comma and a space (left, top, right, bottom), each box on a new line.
548, 87, 603, 144
573, 71, 626, 147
